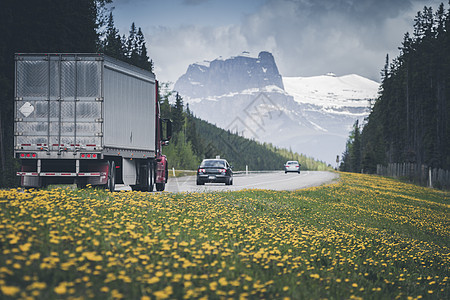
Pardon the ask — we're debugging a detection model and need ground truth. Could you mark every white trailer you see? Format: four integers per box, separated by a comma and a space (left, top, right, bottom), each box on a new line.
14, 53, 171, 191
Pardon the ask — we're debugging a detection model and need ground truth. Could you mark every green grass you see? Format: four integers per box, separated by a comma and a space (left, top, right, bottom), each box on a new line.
0, 173, 449, 299
168, 169, 197, 178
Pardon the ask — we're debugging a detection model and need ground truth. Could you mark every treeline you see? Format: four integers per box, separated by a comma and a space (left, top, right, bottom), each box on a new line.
101, 13, 153, 71
0, 0, 152, 187
0, 0, 114, 187
341, 3, 450, 173
159, 89, 330, 171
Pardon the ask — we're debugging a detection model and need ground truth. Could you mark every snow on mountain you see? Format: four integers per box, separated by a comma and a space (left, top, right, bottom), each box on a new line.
174, 52, 380, 165
283, 74, 379, 108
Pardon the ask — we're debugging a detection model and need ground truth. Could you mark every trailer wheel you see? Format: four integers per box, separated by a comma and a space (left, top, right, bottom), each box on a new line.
76, 177, 87, 189
147, 162, 154, 192
156, 165, 168, 192
107, 161, 116, 192
156, 182, 165, 191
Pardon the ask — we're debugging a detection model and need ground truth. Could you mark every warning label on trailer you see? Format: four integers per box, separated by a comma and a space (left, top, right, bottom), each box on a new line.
19, 102, 34, 117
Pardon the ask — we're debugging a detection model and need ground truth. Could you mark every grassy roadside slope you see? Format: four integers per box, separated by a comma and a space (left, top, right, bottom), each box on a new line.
0, 173, 448, 299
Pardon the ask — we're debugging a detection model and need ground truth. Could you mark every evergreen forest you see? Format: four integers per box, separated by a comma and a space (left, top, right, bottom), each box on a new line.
0, 0, 329, 187
341, 3, 450, 174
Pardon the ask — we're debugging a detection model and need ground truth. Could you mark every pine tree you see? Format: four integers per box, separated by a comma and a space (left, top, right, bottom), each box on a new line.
350, 120, 362, 173
136, 28, 153, 71
172, 93, 184, 134
126, 23, 139, 65
101, 12, 125, 59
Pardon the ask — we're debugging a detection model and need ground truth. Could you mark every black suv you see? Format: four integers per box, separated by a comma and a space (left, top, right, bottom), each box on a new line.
197, 159, 233, 185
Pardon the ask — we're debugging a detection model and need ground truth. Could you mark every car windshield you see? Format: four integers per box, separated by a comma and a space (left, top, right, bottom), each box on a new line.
201, 160, 226, 168
288, 161, 298, 165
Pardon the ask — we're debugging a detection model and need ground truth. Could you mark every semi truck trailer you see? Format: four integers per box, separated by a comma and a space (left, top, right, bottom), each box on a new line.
14, 53, 171, 191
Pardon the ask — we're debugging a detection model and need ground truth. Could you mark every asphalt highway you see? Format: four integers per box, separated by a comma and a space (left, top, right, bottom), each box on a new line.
164, 171, 338, 193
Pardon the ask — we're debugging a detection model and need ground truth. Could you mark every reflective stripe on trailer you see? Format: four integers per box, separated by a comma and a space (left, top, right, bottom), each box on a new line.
78, 173, 104, 176
16, 172, 38, 176
41, 173, 76, 176
17, 172, 106, 177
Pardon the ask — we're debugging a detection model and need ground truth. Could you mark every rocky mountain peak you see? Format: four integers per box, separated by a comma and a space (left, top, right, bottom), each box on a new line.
174, 51, 284, 98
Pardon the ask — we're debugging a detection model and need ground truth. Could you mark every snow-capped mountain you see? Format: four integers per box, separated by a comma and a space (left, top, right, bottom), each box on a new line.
175, 51, 284, 97
174, 52, 379, 165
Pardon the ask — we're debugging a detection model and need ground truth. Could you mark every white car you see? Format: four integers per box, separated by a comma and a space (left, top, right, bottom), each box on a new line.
284, 161, 301, 173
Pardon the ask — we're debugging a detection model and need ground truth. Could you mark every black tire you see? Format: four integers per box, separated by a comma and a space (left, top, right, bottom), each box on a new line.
39, 177, 48, 189
76, 177, 87, 189
156, 182, 165, 191
107, 161, 115, 192
225, 177, 232, 185
165, 163, 169, 183
196, 180, 204, 185
156, 164, 167, 191
147, 162, 154, 192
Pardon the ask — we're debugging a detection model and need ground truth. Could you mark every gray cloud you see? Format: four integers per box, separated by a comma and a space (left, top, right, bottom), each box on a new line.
144, 0, 443, 83
182, 0, 210, 5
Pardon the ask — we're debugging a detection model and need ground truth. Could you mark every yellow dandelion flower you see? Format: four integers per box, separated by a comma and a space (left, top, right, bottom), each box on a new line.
54, 282, 67, 295
147, 277, 159, 284
1, 285, 20, 296
219, 277, 228, 286
19, 243, 32, 252
83, 251, 103, 261
209, 281, 218, 291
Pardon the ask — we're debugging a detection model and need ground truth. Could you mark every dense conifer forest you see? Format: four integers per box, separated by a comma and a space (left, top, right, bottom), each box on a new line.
0, 0, 329, 187
341, 3, 450, 173
0, 0, 113, 187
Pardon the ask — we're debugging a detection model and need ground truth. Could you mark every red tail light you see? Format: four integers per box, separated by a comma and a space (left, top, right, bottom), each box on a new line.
198, 168, 206, 173
81, 153, 98, 159
19, 153, 37, 159
219, 169, 226, 173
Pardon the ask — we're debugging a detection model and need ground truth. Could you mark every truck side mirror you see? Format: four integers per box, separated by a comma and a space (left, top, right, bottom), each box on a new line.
161, 119, 172, 145
165, 119, 172, 141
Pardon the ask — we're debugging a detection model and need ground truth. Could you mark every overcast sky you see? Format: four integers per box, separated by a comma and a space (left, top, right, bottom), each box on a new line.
110, 0, 444, 84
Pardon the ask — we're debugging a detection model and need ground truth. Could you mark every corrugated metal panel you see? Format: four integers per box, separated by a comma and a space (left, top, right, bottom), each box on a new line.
15, 54, 102, 152
103, 59, 156, 152
15, 53, 156, 154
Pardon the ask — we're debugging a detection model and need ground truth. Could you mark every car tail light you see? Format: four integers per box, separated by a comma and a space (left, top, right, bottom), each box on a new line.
81, 153, 98, 159
219, 169, 226, 173
198, 168, 206, 173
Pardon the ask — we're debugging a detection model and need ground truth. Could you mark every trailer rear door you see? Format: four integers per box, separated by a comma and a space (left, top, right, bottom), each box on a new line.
15, 54, 103, 154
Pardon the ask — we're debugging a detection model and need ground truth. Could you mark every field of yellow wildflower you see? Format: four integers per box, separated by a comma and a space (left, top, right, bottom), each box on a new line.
0, 172, 449, 299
